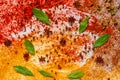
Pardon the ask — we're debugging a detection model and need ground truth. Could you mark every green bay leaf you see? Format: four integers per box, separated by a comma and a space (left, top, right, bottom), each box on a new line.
13, 66, 34, 76
79, 17, 89, 33
38, 70, 53, 78
93, 34, 110, 48
24, 39, 35, 55
68, 70, 84, 79
32, 8, 50, 25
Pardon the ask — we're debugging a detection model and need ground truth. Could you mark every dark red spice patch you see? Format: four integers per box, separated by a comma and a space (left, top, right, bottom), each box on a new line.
4, 39, 12, 47
44, 28, 52, 37
95, 56, 104, 65
39, 56, 45, 63
79, 54, 83, 60
60, 38, 66, 46
58, 65, 62, 69
108, 78, 110, 80
68, 16, 76, 26
23, 53, 29, 61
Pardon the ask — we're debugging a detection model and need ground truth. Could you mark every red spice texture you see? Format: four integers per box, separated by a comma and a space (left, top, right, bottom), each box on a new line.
0, 0, 73, 44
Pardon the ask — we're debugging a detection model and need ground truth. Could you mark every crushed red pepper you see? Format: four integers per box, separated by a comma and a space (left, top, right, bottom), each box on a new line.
0, 0, 71, 44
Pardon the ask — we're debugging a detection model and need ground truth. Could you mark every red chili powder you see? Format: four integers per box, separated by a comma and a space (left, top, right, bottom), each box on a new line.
0, 0, 71, 44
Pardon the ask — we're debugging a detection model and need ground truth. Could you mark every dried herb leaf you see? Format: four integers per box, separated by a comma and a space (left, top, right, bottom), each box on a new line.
24, 39, 35, 55
38, 70, 53, 78
32, 8, 50, 25
93, 34, 110, 48
13, 66, 34, 76
79, 17, 89, 33
68, 70, 84, 79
